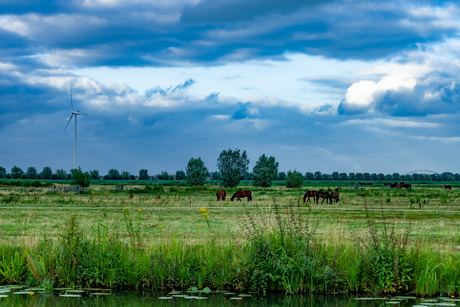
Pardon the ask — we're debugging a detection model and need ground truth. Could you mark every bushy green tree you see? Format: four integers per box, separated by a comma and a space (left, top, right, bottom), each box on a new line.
252, 154, 279, 187
26, 167, 37, 179
90, 170, 100, 180
0, 167, 7, 178
138, 169, 150, 180
217, 148, 249, 187
285, 170, 304, 188
55, 169, 67, 180
158, 171, 173, 180
175, 170, 186, 180
277, 172, 286, 180
11, 166, 24, 179
107, 169, 120, 180
40, 167, 52, 179
121, 171, 131, 180
71, 168, 91, 187
186, 157, 208, 186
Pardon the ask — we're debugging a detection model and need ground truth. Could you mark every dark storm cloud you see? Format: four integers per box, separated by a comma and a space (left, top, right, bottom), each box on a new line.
1, 0, 457, 68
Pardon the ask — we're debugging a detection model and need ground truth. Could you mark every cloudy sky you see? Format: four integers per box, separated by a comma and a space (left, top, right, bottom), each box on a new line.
1, 0, 460, 176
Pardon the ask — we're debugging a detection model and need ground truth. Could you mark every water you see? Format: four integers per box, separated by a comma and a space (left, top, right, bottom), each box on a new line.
0, 289, 458, 307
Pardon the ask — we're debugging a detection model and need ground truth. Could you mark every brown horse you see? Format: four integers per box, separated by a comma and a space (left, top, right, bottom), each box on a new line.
444, 184, 452, 190
216, 189, 226, 201
303, 190, 317, 203
315, 191, 331, 204
330, 189, 339, 204
231, 190, 252, 201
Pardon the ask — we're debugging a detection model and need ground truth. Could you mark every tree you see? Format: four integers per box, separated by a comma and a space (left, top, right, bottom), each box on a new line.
26, 167, 37, 179
138, 169, 150, 180
186, 157, 208, 186
40, 167, 52, 179
175, 170, 186, 180
55, 169, 67, 180
90, 170, 100, 180
0, 167, 6, 179
277, 172, 286, 181
331, 171, 339, 181
158, 171, 173, 180
305, 172, 314, 180
252, 154, 279, 187
217, 149, 249, 187
121, 171, 131, 180
11, 166, 24, 179
339, 172, 348, 181
285, 170, 304, 188
71, 168, 91, 187
107, 169, 120, 180
314, 171, 322, 181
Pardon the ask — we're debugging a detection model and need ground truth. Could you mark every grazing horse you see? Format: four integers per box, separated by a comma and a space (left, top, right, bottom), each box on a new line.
231, 190, 252, 201
330, 189, 339, 204
402, 183, 411, 189
303, 190, 317, 203
444, 184, 452, 190
315, 191, 331, 204
216, 189, 226, 201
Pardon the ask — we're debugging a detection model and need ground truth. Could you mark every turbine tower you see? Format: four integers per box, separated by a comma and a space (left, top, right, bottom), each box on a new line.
64, 88, 88, 170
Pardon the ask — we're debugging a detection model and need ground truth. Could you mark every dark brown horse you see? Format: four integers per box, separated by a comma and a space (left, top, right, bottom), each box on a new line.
231, 190, 252, 201
315, 191, 331, 204
216, 189, 226, 201
444, 184, 452, 190
330, 189, 339, 204
303, 190, 317, 203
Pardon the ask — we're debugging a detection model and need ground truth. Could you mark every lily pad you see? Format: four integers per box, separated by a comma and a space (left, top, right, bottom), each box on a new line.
230, 297, 243, 300
13, 292, 33, 295
223, 292, 235, 295
168, 291, 182, 295
0, 295, 9, 298
434, 304, 456, 306
92, 293, 110, 296
66, 290, 85, 293
385, 302, 401, 305
59, 294, 81, 297
239, 294, 252, 297
159, 297, 173, 300
199, 287, 212, 294
53, 288, 73, 291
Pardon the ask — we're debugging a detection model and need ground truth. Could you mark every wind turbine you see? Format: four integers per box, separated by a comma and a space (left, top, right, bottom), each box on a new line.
64, 88, 88, 170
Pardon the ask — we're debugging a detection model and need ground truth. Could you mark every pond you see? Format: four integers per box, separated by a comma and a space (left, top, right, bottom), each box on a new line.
0, 287, 459, 307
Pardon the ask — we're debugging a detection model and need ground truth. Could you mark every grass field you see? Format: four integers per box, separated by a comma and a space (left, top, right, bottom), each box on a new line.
0, 180, 459, 295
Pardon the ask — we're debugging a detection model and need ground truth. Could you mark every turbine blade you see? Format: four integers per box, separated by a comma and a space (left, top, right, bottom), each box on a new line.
63, 114, 74, 135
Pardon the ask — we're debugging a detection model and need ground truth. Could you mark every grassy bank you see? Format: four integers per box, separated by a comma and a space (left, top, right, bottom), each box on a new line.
0, 183, 459, 296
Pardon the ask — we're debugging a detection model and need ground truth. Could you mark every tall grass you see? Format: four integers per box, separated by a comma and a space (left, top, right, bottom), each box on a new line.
0, 212, 458, 297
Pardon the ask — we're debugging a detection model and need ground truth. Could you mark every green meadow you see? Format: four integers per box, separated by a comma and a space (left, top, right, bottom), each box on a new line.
0, 181, 459, 297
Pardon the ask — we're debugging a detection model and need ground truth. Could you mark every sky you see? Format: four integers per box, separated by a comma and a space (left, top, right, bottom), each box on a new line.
1, 0, 460, 176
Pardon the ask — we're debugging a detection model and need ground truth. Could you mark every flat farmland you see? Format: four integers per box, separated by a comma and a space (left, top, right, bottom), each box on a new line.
0, 182, 458, 253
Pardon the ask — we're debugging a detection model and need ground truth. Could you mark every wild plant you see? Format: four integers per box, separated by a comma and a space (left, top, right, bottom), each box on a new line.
240, 199, 341, 294
122, 207, 143, 248
0, 249, 27, 283
353, 201, 414, 294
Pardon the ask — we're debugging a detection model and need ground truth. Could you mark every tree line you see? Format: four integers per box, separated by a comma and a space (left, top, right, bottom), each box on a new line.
1, 149, 459, 188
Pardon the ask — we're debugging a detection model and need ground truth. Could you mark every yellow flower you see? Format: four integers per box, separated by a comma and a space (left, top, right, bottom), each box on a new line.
138, 209, 142, 212
159, 226, 163, 229
202, 212, 209, 216
126, 206, 130, 210
30, 292, 34, 296
197, 223, 200, 226
122, 209, 126, 212
199, 207, 207, 213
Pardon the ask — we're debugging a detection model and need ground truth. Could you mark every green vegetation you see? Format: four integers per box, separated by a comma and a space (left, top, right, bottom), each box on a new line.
185, 157, 208, 186
285, 170, 304, 188
216, 149, 249, 187
0, 181, 458, 297
252, 154, 279, 188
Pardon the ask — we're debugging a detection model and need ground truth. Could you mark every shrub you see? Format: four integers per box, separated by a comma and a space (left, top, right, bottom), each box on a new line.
285, 170, 304, 188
